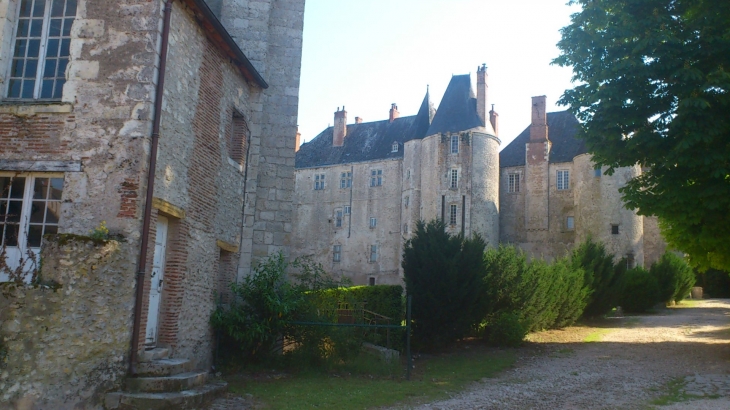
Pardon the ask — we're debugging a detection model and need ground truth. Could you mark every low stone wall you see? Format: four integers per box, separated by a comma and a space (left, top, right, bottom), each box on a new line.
0, 236, 136, 410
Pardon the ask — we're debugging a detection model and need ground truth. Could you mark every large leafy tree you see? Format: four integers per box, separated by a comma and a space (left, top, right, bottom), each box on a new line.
554, 0, 730, 271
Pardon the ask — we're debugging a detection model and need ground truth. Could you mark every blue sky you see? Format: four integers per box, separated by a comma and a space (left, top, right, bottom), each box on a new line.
297, 0, 581, 149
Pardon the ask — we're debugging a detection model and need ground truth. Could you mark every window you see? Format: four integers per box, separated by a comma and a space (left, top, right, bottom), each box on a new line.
611, 224, 619, 235
228, 113, 249, 168
391, 142, 398, 152
626, 253, 635, 269
7, 0, 77, 99
594, 166, 602, 177
450, 169, 458, 189
335, 210, 342, 227
450, 135, 459, 154
368, 277, 376, 286
340, 171, 352, 188
333, 245, 341, 262
557, 170, 570, 190
344, 205, 351, 215
369, 245, 377, 262
508, 173, 520, 193
449, 204, 457, 225
1, 174, 63, 281
566, 216, 574, 230
314, 173, 325, 190
369, 217, 376, 228
370, 169, 382, 187
403, 223, 408, 233
404, 195, 409, 208
406, 169, 411, 179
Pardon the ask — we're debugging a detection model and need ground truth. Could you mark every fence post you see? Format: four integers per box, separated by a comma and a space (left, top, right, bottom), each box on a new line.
406, 295, 412, 381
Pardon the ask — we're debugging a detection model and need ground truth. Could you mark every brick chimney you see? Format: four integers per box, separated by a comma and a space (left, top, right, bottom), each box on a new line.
530, 96, 548, 142
333, 106, 347, 147
295, 127, 301, 152
389, 103, 399, 123
476, 64, 488, 125
355, 117, 363, 124
489, 104, 499, 137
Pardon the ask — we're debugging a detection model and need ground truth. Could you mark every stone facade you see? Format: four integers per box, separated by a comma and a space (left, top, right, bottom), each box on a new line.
0, 0, 304, 407
294, 76, 667, 285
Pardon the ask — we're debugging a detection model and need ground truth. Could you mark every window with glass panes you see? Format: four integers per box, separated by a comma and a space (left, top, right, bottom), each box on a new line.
508, 173, 520, 193
450, 135, 459, 153
370, 169, 382, 187
7, 0, 77, 99
340, 171, 351, 188
450, 169, 458, 188
0, 174, 63, 280
369, 245, 377, 262
335, 209, 342, 227
333, 245, 341, 262
449, 204, 457, 225
314, 173, 325, 190
557, 170, 570, 190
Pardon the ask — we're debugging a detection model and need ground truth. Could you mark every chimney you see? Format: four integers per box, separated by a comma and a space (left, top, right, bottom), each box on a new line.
530, 96, 548, 142
355, 117, 363, 124
476, 64, 488, 125
295, 127, 301, 152
489, 104, 499, 137
389, 103, 399, 122
333, 106, 347, 147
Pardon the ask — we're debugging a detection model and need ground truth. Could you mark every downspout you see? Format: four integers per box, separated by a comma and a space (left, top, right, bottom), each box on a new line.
130, 0, 174, 376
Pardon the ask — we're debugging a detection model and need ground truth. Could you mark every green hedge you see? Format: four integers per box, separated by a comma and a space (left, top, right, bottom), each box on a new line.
618, 267, 660, 313
650, 252, 695, 304
334, 285, 404, 320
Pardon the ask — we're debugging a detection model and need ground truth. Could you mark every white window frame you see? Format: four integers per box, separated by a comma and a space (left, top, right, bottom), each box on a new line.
508, 172, 520, 193
369, 217, 376, 229
449, 204, 457, 225
343, 205, 351, 215
334, 209, 343, 227
450, 135, 459, 154
556, 170, 570, 190
0, 172, 63, 281
314, 173, 325, 190
370, 169, 382, 187
369, 245, 377, 262
391, 142, 398, 152
6, 0, 77, 100
333, 244, 341, 262
450, 169, 458, 189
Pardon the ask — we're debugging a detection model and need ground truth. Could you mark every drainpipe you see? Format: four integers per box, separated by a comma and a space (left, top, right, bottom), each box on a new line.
129, 0, 174, 376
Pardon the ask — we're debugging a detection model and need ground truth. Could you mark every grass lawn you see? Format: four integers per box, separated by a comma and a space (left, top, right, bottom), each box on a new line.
225, 343, 515, 409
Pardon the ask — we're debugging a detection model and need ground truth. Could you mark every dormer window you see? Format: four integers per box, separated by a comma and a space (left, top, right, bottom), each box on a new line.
391, 142, 398, 153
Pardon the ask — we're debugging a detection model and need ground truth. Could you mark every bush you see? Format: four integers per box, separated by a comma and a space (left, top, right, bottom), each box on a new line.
650, 252, 695, 304
402, 219, 487, 350
487, 312, 526, 347
618, 267, 660, 313
572, 238, 622, 318
552, 257, 589, 328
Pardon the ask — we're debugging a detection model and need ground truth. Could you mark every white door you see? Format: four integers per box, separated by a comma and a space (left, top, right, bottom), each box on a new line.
1, 174, 63, 282
145, 216, 169, 346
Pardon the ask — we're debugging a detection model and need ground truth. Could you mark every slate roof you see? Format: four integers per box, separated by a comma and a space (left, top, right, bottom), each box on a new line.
499, 111, 585, 168
295, 116, 417, 169
426, 74, 487, 136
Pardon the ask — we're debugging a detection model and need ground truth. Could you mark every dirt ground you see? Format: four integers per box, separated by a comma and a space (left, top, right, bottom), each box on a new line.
408, 299, 730, 410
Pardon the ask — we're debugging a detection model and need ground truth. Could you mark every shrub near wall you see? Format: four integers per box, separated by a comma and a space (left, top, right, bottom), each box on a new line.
650, 252, 695, 304
618, 267, 660, 313
572, 238, 624, 319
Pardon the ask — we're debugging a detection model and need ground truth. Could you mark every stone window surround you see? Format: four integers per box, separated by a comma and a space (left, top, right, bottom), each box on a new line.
507, 172, 521, 193
4, 0, 77, 100
556, 169, 570, 190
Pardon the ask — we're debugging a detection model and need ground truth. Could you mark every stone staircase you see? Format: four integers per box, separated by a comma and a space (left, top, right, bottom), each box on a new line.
105, 348, 227, 410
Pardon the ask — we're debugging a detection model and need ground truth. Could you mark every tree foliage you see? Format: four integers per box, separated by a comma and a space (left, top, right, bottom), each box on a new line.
554, 0, 730, 271
402, 219, 487, 350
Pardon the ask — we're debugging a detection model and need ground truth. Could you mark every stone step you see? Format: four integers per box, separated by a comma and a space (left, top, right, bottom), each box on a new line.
124, 371, 208, 393
139, 347, 170, 362
105, 381, 227, 410
135, 358, 194, 377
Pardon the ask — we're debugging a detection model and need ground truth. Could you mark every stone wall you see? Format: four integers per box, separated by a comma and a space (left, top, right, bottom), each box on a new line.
0, 236, 135, 410
292, 159, 404, 285
470, 132, 500, 247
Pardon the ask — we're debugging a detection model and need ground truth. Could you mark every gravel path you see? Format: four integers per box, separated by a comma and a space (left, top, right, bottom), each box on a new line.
408, 299, 730, 410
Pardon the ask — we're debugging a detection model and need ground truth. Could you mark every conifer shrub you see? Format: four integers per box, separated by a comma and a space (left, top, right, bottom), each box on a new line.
618, 267, 660, 313
402, 219, 487, 351
695, 269, 730, 298
487, 312, 527, 348
572, 238, 622, 318
650, 252, 695, 304
552, 257, 589, 328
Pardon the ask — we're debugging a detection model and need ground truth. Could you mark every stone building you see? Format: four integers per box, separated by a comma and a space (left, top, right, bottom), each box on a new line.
0, 0, 303, 408
293, 68, 665, 285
